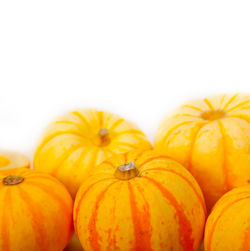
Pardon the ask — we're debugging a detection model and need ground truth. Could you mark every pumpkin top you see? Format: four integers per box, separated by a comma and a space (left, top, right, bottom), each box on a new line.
3, 175, 24, 185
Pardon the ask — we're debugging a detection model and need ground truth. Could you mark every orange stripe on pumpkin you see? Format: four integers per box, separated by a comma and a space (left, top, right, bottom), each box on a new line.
143, 168, 206, 217
1, 188, 11, 251
18, 187, 49, 251
74, 178, 115, 237
113, 129, 145, 139
228, 114, 250, 124
128, 182, 153, 251
206, 196, 250, 251
240, 220, 250, 251
88, 181, 118, 251
181, 105, 203, 112
227, 100, 250, 112
142, 176, 194, 251
98, 111, 104, 128
218, 121, 230, 192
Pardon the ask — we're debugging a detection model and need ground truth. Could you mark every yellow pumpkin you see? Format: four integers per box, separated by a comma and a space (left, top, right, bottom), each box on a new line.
0, 168, 73, 251
74, 150, 206, 251
34, 109, 151, 197
0, 151, 30, 170
204, 186, 250, 251
155, 94, 250, 210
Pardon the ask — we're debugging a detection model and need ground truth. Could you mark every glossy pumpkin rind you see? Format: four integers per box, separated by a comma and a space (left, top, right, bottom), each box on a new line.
34, 109, 152, 197
155, 94, 250, 210
74, 150, 206, 251
204, 186, 250, 251
0, 151, 30, 170
0, 168, 73, 251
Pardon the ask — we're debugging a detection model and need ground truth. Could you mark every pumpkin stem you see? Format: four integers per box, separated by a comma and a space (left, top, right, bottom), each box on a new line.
3, 176, 24, 185
201, 110, 226, 121
98, 128, 110, 146
114, 161, 139, 180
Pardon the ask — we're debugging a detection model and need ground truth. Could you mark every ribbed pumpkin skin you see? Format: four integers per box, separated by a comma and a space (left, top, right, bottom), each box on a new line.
0, 168, 73, 251
74, 150, 206, 251
34, 109, 151, 197
204, 186, 250, 251
155, 94, 250, 210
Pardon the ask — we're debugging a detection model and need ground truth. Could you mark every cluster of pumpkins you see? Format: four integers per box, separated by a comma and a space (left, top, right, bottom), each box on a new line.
0, 93, 249, 251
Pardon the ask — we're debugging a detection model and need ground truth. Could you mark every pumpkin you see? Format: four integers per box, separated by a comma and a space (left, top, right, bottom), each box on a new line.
0, 151, 30, 170
155, 93, 250, 210
34, 109, 151, 197
0, 168, 73, 251
204, 186, 250, 251
74, 150, 206, 251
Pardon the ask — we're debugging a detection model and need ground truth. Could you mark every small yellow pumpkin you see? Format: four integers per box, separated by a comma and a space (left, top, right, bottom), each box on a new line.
34, 109, 151, 197
0, 151, 30, 170
74, 150, 206, 251
155, 94, 250, 210
0, 168, 73, 251
204, 186, 250, 251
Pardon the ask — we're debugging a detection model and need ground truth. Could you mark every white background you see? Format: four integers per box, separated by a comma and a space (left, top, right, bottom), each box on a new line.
0, 1, 249, 161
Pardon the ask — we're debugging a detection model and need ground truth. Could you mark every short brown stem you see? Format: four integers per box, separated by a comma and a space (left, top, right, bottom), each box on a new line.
98, 128, 110, 146
114, 161, 139, 180
3, 176, 24, 185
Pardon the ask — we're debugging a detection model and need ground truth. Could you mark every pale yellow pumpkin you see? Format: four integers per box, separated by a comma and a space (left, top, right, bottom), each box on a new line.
34, 109, 151, 197
155, 94, 250, 210
0, 151, 30, 170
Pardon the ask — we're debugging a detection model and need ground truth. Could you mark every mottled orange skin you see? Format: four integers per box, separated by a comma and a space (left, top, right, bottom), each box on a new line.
155, 94, 250, 210
0, 168, 73, 251
74, 150, 206, 251
204, 186, 250, 251
0, 151, 30, 170
34, 109, 151, 197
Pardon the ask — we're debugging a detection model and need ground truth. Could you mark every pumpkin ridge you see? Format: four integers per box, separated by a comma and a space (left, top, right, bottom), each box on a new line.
228, 114, 250, 124
54, 120, 86, 131
112, 129, 145, 139
88, 181, 119, 251
24, 181, 72, 219
188, 122, 208, 172
128, 181, 153, 251
1, 188, 11, 251
18, 186, 49, 251
205, 196, 250, 251
113, 141, 138, 150
72, 111, 92, 131
142, 167, 206, 217
181, 105, 203, 112
217, 121, 230, 192
97, 111, 104, 128
51, 144, 84, 176
142, 176, 194, 251
204, 98, 215, 110
160, 121, 194, 148
34, 131, 87, 163
108, 118, 125, 132
227, 100, 250, 112
223, 93, 239, 110
137, 155, 179, 169
74, 178, 116, 236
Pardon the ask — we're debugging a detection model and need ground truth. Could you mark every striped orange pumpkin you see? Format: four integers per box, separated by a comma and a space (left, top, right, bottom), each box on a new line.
0, 151, 30, 170
0, 168, 73, 251
204, 186, 250, 251
155, 94, 250, 210
74, 150, 206, 251
34, 109, 151, 197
